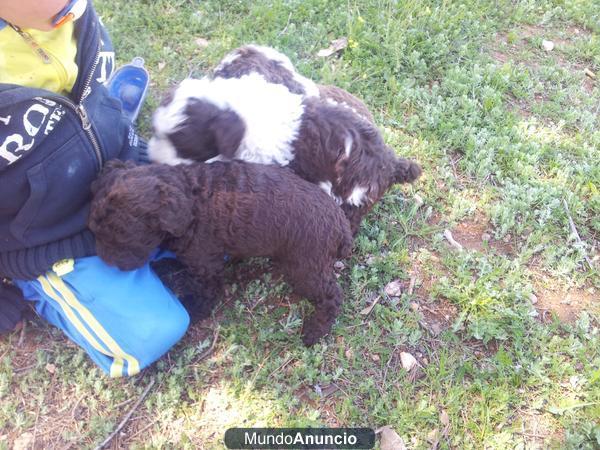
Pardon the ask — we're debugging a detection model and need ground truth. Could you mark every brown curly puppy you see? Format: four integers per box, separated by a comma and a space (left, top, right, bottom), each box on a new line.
89, 160, 353, 346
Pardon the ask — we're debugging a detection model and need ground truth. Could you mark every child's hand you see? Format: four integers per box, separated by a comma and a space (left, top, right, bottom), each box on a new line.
0, 282, 26, 335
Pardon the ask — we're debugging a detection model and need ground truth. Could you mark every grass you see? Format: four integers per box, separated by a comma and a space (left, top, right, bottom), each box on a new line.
1, 0, 599, 448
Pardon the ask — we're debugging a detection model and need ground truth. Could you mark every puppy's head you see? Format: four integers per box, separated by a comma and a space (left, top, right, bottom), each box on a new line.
325, 102, 422, 210
364, 146, 422, 204
89, 161, 193, 270
148, 78, 246, 165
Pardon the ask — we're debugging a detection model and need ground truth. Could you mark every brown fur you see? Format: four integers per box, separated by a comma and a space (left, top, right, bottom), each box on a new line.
290, 98, 421, 232
212, 45, 308, 95
156, 92, 421, 235
155, 45, 422, 234
317, 84, 375, 123
89, 160, 353, 346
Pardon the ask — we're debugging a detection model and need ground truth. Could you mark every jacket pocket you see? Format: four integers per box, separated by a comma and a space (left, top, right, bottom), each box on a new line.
8, 132, 97, 248
9, 163, 47, 243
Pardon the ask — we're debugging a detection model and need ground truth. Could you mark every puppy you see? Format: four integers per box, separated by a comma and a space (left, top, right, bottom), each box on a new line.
89, 160, 353, 346
149, 73, 421, 234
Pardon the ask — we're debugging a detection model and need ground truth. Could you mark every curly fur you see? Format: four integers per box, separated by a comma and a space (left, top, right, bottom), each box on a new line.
149, 80, 421, 234
89, 160, 353, 346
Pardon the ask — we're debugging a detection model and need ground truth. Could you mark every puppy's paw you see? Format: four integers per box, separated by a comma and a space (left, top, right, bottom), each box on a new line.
301, 328, 324, 346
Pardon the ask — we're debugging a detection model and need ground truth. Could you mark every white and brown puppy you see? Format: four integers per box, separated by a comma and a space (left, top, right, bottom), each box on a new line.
148, 47, 421, 233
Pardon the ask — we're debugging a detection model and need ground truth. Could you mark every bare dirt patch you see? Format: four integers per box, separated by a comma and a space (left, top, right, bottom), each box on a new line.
532, 275, 598, 323
408, 251, 459, 336
414, 297, 458, 337
450, 215, 513, 255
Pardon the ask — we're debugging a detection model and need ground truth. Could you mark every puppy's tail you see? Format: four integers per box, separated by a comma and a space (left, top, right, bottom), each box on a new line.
394, 157, 422, 184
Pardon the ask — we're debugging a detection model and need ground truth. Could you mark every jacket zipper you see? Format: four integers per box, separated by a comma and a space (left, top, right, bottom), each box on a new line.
77, 39, 103, 167
10, 22, 104, 168
46, 41, 103, 169
61, 97, 102, 168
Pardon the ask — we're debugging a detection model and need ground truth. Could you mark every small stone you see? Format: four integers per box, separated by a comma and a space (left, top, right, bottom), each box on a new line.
530, 293, 538, 304
569, 375, 580, 388
542, 39, 555, 51
584, 68, 596, 79
440, 410, 450, 426
377, 426, 407, 450
427, 429, 440, 446
400, 352, 417, 371
13, 432, 34, 450
195, 37, 210, 48
371, 354, 381, 363
384, 280, 403, 297
314, 384, 323, 397
45, 363, 56, 374
414, 194, 424, 208
334, 261, 345, 271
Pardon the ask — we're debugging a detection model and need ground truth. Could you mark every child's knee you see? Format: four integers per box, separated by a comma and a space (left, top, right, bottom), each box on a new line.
149, 300, 190, 349
128, 298, 190, 369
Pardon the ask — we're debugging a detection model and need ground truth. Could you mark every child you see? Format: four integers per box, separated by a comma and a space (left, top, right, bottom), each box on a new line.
0, 0, 190, 377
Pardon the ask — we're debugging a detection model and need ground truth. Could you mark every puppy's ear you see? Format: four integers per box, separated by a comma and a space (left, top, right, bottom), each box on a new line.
394, 157, 422, 184
210, 110, 245, 158
155, 181, 194, 237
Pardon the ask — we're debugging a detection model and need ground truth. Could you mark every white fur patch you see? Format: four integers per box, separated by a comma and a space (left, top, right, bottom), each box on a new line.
319, 181, 342, 204
344, 134, 353, 158
147, 136, 194, 165
205, 154, 225, 164
346, 185, 368, 206
150, 77, 228, 145
149, 79, 222, 165
162, 74, 304, 167
248, 45, 320, 97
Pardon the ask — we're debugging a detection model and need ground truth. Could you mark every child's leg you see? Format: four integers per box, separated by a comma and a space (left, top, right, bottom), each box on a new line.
15, 255, 189, 377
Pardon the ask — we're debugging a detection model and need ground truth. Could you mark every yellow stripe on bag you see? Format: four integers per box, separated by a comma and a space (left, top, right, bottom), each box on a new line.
37, 275, 125, 377
45, 272, 141, 376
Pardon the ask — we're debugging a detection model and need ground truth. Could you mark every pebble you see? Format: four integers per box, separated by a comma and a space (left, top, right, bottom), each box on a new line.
542, 39, 555, 51
400, 352, 417, 371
